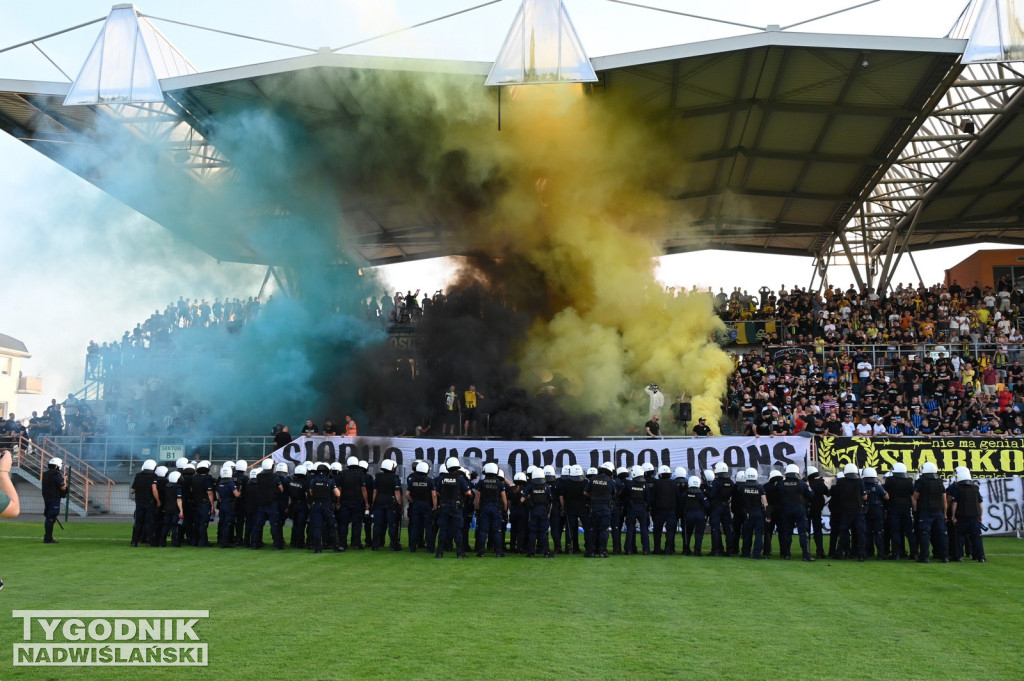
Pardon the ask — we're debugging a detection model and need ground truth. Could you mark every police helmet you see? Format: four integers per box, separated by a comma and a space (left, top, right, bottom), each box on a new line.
483, 462, 499, 476
561, 465, 572, 476
921, 461, 938, 475
219, 463, 233, 478
955, 466, 971, 482
346, 456, 359, 467
168, 471, 181, 483
439, 463, 448, 474
249, 469, 259, 480
234, 459, 247, 472
674, 467, 687, 480
358, 460, 369, 470
526, 465, 537, 478
630, 465, 644, 479
175, 457, 189, 470
704, 469, 714, 482
543, 464, 556, 477
616, 466, 629, 477
275, 462, 288, 473
600, 461, 616, 474
687, 475, 701, 488
184, 462, 195, 472
531, 468, 546, 481
261, 459, 274, 471
415, 461, 430, 474
316, 462, 329, 474
736, 470, 747, 483
570, 465, 584, 477
884, 471, 892, 478
446, 457, 461, 470
658, 465, 672, 477
641, 462, 655, 473
142, 459, 157, 471
329, 462, 342, 472
198, 460, 212, 470
294, 465, 307, 476
806, 466, 819, 478
381, 459, 397, 472
892, 462, 908, 474
744, 467, 758, 481
785, 463, 800, 476
768, 470, 783, 480
586, 467, 598, 477
513, 472, 527, 483
714, 462, 729, 475
843, 463, 859, 477
861, 467, 877, 479
155, 465, 168, 478
47, 456, 62, 470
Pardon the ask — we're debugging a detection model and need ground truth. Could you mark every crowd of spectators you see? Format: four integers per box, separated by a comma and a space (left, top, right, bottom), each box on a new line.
367, 289, 447, 326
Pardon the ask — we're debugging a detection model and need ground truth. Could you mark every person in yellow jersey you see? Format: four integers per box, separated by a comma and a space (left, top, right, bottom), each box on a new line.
463, 385, 484, 437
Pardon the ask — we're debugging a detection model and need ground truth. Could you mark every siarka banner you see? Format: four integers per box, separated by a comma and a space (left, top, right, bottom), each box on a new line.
815, 436, 1024, 478
270, 435, 812, 475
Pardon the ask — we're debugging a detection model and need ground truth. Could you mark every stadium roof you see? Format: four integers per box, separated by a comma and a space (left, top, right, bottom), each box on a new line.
2, 20, 1024, 285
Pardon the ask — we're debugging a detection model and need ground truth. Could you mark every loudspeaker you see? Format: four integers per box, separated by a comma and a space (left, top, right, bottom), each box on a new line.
678, 402, 691, 422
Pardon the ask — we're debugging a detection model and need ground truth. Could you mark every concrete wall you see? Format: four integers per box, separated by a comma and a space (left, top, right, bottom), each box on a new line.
944, 248, 1024, 290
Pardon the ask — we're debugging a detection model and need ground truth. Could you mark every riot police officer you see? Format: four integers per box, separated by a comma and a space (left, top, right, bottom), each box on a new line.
862, 467, 889, 559
191, 460, 215, 547
623, 466, 651, 555
707, 462, 735, 557
913, 461, 949, 563
522, 468, 554, 557
584, 462, 617, 558
762, 469, 784, 558
129, 459, 159, 547
545, 466, 565, 554
474, 462, 507, 557
232, 459, 248, 545
806, 466, 830, 559
287, 465, 310, 549
740, 468, 767, 559
884, 462, 916, 560
252, 460, 284, 550
775, 463, 814, 562
730, 469, 747, 555
338, 457, 369, 550
560, 465, 588, 555
435, 457, 472, 558
949, 466, 985, 562
307, 462, 342, 553
650, 465, 678, 555
508, 471, 529, 554
681, 475, 710, 556
833, 463, 867, 561
216, 462, 240, 548
406, 461, 436, 553
41, 457, 67, 544
162, 470, 184, 547
371, 459, 403, 550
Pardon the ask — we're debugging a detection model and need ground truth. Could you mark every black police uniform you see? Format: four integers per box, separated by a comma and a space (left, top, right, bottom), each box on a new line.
949, 479, 985, 562
129, 468, 158, 547
475, 474, 505, 556
191, 469, 214, 547
560, 475, 588, 554
161, 476, 183, 547
406, 471, 435, 553
775, 474, 814, 561
884, 472, 916, 560
708, 473, 735, 557
682, 484, 711, 555
833, 474, 867, 561
372, 467, 403, 550
522, 480, 553, 557
307, 469, 341, 553
41, 466, 66, 544
807, 472, 831, 559
651, 475, 679, 554
287, 473, 309, 548
216, 476, 238, 548
436, 472, 470, 558
584, 472, 614, 557
623, 476, 651, 555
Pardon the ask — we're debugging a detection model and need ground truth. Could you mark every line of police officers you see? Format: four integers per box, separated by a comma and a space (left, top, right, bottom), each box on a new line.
121, 454, 986, 563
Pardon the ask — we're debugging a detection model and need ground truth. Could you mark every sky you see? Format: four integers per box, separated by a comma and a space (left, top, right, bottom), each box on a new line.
0, 0, 996, 415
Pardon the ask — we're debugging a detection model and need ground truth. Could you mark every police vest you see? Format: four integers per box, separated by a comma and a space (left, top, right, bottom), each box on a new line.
438, 474, 461, 505
180, 473, 195, 507
527, 484, 550, 509
373, 471, 396, 508
628, 480, 647, 505
216, 480, 235, 509
684, 489, 705, 512
309, 476, 332, 502
42, 470, 64, 500
835, 478, 864, 512
742, 483, 764, 512
808, 478, 829, 511
780, 478, 804, 507
955, 481, 981, 518
408, 474, 432, 502
652, 479, 676, 509
163, 482, 180, 509
885, 476, 913, 509
589, 476, 612, 504
340, 469, 364, 502
132, 472, 155, 504
917, 477, 945, 513
256, 472, 277, 505
193, 474, 212, 504
288, 478, 307, 503
562, 479, 588, 510
864, 482, 885, 507
712, 478, 734, 506
478, 477, 502, 506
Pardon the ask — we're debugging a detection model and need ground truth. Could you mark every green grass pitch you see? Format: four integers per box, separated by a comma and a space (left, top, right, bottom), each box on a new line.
1, 521, 1022, 680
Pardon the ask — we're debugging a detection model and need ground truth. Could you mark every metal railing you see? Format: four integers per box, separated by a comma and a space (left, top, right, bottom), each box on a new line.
10, 435, 115, 515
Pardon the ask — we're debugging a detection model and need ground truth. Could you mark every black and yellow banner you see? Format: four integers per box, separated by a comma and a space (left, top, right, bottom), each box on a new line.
724, 320, 777, 345
815, 436, 1024, 478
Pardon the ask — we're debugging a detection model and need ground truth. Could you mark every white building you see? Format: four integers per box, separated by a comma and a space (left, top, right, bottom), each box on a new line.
0, 333, 41, 420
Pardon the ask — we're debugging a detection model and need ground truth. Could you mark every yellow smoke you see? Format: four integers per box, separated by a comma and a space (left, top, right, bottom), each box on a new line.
455, 85, 733, 432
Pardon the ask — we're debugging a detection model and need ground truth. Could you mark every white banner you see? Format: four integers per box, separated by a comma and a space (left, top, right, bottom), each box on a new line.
270, 435, 812, 476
